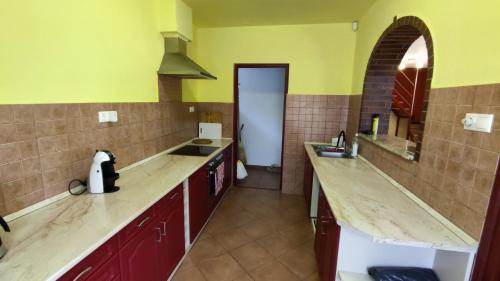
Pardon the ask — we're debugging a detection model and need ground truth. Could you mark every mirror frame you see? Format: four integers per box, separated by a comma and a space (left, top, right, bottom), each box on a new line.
358, 16, 434, 161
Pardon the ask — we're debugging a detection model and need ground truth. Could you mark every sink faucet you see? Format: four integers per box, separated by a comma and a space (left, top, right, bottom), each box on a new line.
336, 130, 346, 148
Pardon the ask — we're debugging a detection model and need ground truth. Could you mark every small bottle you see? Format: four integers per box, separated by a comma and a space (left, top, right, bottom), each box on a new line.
351, 133, 359, 157
371, 114, 379, 140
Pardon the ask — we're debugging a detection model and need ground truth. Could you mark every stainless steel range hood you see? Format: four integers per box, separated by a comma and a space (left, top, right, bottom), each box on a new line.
158, 37, 216, 80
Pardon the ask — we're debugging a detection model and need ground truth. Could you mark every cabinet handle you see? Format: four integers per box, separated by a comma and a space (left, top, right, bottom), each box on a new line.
155, 227, 162, 242
73, 266, 92, 281
137, 216, 150, 228
320, 217, 328, 235
161, 221, 167, 236
170, 192, 179, 201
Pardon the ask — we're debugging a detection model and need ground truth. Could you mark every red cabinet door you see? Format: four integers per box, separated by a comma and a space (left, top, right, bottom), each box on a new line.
189, 166, 209, 242
323, 209, 341, 281
119, 219, 162, 281
314, 188, 341, 281
157, 189, 185, 280
58, 236, 119, 281
304, 153, 313, 214
223, 146, 233, 192
315, 188, 328, 266
85, 254, 121, 281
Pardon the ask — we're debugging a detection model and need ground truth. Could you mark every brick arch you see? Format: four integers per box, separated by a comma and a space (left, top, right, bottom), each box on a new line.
359, 16, 434, 160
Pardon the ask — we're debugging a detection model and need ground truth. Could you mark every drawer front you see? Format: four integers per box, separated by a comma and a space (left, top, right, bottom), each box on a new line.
157, 184, 183, 214
118, 206, 157, 247
58, 236, 119, 281
86, 254, 121, 281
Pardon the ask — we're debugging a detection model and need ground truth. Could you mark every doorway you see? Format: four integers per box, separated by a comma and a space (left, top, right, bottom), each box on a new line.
233, 64, 289, 190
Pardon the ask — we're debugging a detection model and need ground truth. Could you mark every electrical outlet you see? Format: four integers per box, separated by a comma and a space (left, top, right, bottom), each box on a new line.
109, 111, 118, 122
462, 113, 494, 133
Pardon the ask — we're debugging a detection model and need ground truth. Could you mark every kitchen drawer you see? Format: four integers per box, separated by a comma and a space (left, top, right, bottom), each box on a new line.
157, 184, 183, 214
58, 236, 119, 281
85, 254, 121, 281
118, 206, 157, 247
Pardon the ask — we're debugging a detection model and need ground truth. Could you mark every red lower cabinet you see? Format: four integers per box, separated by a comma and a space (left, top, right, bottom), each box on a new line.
58, 236, 119, 281
157, 188, 185, 280
86, 254, 121, 281
223, 146, 233, 192
315, 188, 341, 281
189, 166, 209, 242
119, 218, 161, 281
303, 153, 313, 213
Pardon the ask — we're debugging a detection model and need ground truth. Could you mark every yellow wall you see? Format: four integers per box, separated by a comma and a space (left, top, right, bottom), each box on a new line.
0, 0, 167, 104
183, 23, 357, 103
156, 0, 193, 40
351, 0, 500, 94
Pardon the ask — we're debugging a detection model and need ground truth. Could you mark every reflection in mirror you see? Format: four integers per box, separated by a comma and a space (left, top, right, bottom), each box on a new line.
388, 36, 428, 144
358, 18, 434, 162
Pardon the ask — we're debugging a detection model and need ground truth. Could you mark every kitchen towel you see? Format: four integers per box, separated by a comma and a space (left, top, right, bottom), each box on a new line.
215, 162, 225, 196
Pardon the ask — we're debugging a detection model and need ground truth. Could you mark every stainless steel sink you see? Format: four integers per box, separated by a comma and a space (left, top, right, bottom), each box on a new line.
312, 145, 353, 159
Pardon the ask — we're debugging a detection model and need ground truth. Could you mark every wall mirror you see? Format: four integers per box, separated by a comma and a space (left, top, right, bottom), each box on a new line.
358, 17, 434, 161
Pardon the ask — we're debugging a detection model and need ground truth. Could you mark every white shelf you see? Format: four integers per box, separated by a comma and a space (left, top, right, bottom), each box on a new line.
339, 271, 373, 281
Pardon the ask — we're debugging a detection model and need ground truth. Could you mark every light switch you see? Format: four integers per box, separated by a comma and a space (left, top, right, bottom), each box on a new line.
98, 111, 109, 123
189, 106, 195, 113
98, 111, 118, 123
462, 113, 494, 133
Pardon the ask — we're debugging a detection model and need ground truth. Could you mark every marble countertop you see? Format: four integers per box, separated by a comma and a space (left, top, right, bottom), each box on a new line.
0, 139, 232, 281
305, 143, 477, 252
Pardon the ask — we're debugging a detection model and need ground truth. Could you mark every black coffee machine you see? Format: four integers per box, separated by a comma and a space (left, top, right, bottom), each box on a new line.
88, 150, 120, 193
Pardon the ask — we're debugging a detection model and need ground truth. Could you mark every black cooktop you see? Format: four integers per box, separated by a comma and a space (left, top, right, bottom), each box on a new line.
169, 145, 218, 157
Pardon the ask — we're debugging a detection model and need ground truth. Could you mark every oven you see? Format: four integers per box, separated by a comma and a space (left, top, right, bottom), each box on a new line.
208, 153, 224, 198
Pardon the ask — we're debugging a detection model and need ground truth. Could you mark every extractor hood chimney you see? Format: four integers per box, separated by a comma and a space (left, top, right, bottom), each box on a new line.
158, 37, 216, 80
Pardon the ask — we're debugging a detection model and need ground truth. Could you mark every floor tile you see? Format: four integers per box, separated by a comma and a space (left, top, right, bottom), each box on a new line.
172, 187, 316, 281
240, 219, 274, 239
256, 232, 303, 258
249, 260, 301, 281
214, 227, 254, 250
303, 271, 321, 281
197, 253, 247, 281
226, 209, 257, 227
171, 257, 206, 281
230, 241, 275, 272
278, 246, 317, 279
189, 237, 227, 264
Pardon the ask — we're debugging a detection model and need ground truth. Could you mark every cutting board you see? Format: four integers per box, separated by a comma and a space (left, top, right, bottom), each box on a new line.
200, 111, 222, 123
199, 123, 222, 139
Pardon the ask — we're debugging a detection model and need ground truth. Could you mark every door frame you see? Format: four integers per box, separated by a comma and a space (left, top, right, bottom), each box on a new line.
232, 63, 290, 191
472, 158, 500, 281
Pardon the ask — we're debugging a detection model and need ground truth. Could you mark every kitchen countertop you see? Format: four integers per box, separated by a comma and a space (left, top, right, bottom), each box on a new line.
305, 143, 477, 252
0, 139, 232, 281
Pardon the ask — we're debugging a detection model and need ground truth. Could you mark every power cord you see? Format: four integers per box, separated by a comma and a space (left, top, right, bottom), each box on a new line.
68, 179, 88, 195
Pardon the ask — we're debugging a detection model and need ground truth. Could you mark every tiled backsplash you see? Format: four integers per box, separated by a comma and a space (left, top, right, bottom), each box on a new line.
282, 95, 349, 194
0, 76, 198, 216
357, 83, 500, 239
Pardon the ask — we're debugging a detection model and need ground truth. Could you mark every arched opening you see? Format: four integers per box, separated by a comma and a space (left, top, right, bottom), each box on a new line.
359, 16, 434, 160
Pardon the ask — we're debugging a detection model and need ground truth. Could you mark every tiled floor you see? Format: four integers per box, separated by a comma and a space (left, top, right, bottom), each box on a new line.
172, 187, 319, 281
237, 166, 281, 190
